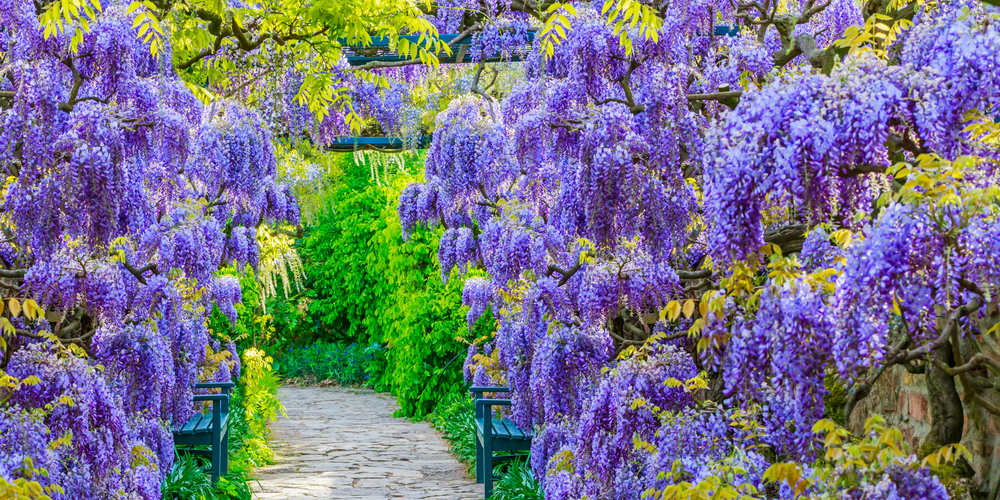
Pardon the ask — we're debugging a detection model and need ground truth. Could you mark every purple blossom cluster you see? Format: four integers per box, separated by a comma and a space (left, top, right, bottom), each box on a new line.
832, 205, 942, 379
703, 58, 906, 264
211, 275, 244, 323
570, 345, 697, 497
0, 2, 297, 497
381, 0, 1000, 497
726, 278, 834, 458
469, 21, 531, 63
5, 344, 168, 498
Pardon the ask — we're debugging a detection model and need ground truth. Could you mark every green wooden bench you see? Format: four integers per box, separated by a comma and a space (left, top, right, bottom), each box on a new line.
172, 381, 234, 483
471, 386, 533, 498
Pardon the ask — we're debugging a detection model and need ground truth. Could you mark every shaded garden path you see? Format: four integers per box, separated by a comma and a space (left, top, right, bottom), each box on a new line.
252, 386, 481, 499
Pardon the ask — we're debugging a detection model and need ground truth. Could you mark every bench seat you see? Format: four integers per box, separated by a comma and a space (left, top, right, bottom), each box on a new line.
471, 386, 533, 498
474, 417, 533, 450
171, 381, 234, 483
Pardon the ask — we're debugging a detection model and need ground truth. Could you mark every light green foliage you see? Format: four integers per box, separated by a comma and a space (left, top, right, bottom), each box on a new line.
270, 155, 388, 343
153, 0, 448, 127
0, 457, 66, 500
38, 0, 103, 52
539, 0, 663, 59
255, 227, 306, 305
761, 416, 971, 499
276, 141, 344, 226
637, 411, 969, 500
429, 394, 478, 475
364, 186, 491, 417
126, 1, 166, 58
162, 348, 283, 499
491, 461, 545, 500
193, 272, 284, 497
270, 152, 493, 418
161, 455, 217, 500
232, 348, 285, 467
208, 267, 273, 347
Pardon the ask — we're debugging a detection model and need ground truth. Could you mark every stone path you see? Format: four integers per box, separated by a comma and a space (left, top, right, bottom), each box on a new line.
252, 386, 481, 500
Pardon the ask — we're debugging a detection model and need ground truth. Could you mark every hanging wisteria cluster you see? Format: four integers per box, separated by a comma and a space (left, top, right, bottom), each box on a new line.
400, 0, 1000, 497
0, 0, 298, 497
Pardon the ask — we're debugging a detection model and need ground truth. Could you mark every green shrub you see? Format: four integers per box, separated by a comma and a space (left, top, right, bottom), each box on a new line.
269, 153, 494, 418
272, 341, 375, 385
429, 393, 478, 475
232, 348, 284, 467
490, 461, 544, 500
362, 343, 390, 391
270, 155, 391, 345
161, 455, 217, 500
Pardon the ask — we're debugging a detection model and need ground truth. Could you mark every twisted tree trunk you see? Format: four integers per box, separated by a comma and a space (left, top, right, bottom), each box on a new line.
921, 341, 964, 454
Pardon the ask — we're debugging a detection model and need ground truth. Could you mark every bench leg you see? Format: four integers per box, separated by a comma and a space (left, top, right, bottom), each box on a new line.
483, 435, 493, 498
475, 437, 484, 484
222, 427, 229, 477
211, 432, 222, 484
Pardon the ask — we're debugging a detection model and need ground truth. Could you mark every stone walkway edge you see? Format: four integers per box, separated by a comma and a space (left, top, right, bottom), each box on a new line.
252, 386, 481, 500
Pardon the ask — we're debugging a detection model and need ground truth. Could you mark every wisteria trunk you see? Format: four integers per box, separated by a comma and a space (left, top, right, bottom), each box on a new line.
922, 342, 964, 454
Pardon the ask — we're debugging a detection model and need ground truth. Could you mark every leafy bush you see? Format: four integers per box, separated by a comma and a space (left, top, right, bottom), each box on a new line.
231, 348, 284, 468
270, 154, 493, 418
491, 461, 544, 500
270, 155, 388, 345
161, 455, 216, 500
430, 393, 478, 475
271, 342, 383, 386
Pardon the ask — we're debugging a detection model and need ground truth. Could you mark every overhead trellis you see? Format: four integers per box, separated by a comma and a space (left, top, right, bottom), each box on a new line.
324, 136, 433, 152
711, 25, 741, 36
342, 26, 739, 66
329, 25, 743, 153
343, 32, 537, 66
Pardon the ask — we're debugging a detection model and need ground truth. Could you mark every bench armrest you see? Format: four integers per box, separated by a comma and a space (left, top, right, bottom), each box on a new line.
470, 386, 510, 396
193, 394, 229, 402
194, 393, 229, 414
476, 398, 512, 407
195, 382, 235, 397
476, 399, 514, 446
475, 397, 511, 419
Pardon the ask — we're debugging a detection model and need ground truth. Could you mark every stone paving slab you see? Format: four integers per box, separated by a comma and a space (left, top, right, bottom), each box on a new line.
252, 386, 481, 500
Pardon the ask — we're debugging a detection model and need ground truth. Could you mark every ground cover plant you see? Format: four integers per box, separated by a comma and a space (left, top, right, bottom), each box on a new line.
429, 393, 479, 474
272, 342, 382, 385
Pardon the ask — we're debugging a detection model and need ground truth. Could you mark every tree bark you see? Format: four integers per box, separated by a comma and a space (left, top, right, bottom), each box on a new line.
921, 340, 964, 453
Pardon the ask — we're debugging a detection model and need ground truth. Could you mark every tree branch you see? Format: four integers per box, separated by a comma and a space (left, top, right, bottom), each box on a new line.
933, 353, 1000, 377
677, 269, 712, 280
547, 262, 583, 286
891, 298, 982, 364
686, 91, 744, 101
844, 299, 981, 423
764, 223, 808, 254
609, 329, 644, 346
122, 259, 159, 285
0, 269, 27, 279
271, 225, 304, 239
841, 164, 888, 177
